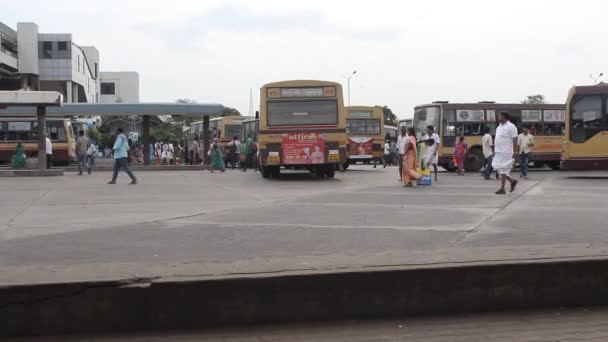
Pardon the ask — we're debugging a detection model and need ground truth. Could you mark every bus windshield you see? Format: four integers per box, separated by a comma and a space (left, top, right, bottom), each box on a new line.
267, 100, 338, 126
347, 119, 381, 135
224, 125, 241, 139
413, 106, 440, 136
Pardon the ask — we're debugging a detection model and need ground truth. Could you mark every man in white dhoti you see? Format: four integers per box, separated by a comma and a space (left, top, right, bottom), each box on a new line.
492, 112, 519, 194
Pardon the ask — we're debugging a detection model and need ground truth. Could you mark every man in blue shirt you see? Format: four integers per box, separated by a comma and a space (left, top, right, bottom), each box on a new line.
108, 128, 138, 184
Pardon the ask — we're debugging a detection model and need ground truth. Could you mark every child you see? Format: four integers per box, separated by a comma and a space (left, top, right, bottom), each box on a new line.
454, 136, 467, 175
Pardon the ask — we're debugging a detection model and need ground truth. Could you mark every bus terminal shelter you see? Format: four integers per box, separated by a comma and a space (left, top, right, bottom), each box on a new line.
0, 95, 224, 169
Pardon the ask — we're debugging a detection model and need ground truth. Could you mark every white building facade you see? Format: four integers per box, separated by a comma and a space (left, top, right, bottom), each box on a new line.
0, 22, 138, 104
100, 71, 140, 103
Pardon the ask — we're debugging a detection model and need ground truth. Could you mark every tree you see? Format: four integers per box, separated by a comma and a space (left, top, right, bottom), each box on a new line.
175, 98, 197, 104
221, 107, 241, 117
521, 94, 546, 104
150, 121, 184, 143
377, 105, 398, 126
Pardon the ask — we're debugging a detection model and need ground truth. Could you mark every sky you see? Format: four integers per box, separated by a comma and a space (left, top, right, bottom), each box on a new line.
3, 0, 607, 118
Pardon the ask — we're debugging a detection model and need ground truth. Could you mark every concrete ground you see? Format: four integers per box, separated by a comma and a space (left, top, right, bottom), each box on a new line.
1, 165, 608, 285
13, 306, 608, 341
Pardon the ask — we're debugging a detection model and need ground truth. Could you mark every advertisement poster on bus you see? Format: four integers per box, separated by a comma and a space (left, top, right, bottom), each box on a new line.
348, 137, 373, 159
456, 109, 485, 122
282, 132, 326, 164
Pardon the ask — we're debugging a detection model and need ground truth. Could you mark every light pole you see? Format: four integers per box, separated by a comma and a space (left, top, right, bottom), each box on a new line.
345, 70, 357, 106
589, 73, 604, 85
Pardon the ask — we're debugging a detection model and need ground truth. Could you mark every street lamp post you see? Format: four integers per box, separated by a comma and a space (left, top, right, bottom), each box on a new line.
589, 73, 604, 85
345, 70, 357, 106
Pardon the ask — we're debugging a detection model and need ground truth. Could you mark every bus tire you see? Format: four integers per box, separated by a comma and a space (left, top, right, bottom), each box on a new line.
261, 166, 271, 179
271, 166, 281, 178
465, 148, 484, 172
441, 162, 457, 172
548, 162, 561, 170
325, 165, 336, 178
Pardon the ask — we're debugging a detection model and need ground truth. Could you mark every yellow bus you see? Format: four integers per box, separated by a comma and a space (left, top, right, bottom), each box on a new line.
562, 84, 608, 170
189, 116, 252, 165
0, 118, 76, 165
413, 102, 566, 171
345, 106, 384, 168
384, 125, 398, 141
258, 80, 347, 178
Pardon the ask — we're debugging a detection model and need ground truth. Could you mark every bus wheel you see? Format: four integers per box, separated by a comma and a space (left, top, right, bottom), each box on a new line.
261, 166, 271, 178
325, 165, 336, 178
548, 162, 561, 170
315, 166, 326, 178
271, 166, 281, 178
465, 148, 484, 172
441, 162, 457, 172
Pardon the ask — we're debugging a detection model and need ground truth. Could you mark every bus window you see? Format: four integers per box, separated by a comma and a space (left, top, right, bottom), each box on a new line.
347, 119, 381, 135
496, 109, 522, 133
267, 100, 338, 126
413, 106, 440, 137
571, 95, 604, 143
225, 125, 241, 139
542, 123, 565, 135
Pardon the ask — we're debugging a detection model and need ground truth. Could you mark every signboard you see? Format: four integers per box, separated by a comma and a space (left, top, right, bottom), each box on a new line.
281, 132, 326, 164
348, 137, 373, 159
486, 110, 496, 122
522, 110, 542, 122
543, 110, 565, 122
267, 151, 280, 165
128, 132, 139, 141
8, 122, 31, 131
349, 111, 372, 118
456, 109, 485, 122
280, 88, 324, 98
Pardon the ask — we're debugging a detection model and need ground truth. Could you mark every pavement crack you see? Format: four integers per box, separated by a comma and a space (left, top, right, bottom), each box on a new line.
0, 190, 50, 240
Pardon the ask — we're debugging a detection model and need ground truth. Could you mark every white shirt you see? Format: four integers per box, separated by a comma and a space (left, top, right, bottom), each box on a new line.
384, 142, 390, 155
397, 134, 407, 155
494, 121, 518, 154
481, 133, 494, 158
518, 133, 534, 154
423, 132, 440, 147
45, 137, 52, 155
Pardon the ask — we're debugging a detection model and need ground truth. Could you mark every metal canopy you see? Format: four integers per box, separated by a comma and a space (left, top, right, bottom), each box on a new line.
0, 102, 224, 117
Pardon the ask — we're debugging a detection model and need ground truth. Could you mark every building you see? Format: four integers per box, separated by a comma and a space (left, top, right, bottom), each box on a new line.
0, 21, 138, 106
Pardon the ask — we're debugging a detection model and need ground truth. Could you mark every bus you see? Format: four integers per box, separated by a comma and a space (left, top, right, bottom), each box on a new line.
562, 84, 608, 170
258, 80, 347, 178
241, 117, 260, 169
344, 106, 384, 168
0, 118, 76, 165
385, 125, 398, 141
189, 116, 252, 165
413, 102, 566, 172
398, 119, 412, 128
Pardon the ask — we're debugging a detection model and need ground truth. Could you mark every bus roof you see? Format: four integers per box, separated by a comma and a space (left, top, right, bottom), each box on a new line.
261, 80, 341, 88
414, 102, 565, 110
569, 83, 608, 95
189, 115, 253, 125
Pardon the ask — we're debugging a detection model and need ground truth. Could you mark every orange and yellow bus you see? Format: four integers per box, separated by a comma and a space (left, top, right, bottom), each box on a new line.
258, 80, 347, 178
562, 84, 608, 170
344, 106, 384, 168
413, 102, 566, 171
0, 117, 76, 165
189, 115, 252, 164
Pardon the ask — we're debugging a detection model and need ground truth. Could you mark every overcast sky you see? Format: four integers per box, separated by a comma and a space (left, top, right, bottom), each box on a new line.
4, 0, 607, 118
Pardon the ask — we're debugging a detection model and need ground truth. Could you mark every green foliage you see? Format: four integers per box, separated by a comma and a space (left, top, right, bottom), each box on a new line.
151, 122, 183, 143
378, 105, 399, 126
221, 107, 241, 117
521, 94, 546, 104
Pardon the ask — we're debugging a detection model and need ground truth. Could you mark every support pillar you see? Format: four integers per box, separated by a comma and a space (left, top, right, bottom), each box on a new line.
202, 115, 210, 165
66, 81, 72, 103
142, 115, 150, 166
37, 106, 47, 171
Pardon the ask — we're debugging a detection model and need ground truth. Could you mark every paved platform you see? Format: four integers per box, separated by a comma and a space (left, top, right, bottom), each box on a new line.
12, 306, 608, 341
1, 166, 608, 285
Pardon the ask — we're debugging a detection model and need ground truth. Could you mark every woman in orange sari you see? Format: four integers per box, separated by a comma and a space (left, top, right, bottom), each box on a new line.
402, 127, 421, 187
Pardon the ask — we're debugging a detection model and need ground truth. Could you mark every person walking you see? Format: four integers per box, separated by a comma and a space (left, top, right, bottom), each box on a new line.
424, 125, 440, 181
229, 136, 242, 169
76, 130, 90, 175
454, 136, 467, 175
397, 127, 407, 182
383, 140, 390, 168
424, 138, 439, 182
492, 112, 519, 194
241, 137, 255, 172
389, 139, 397, 166
45, 134, 53, 169
481, 127, 495, 180
108, 128, 138, 184
210, 138, 226, 173
518, 126, 534, 179
402, 127, 421, 187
